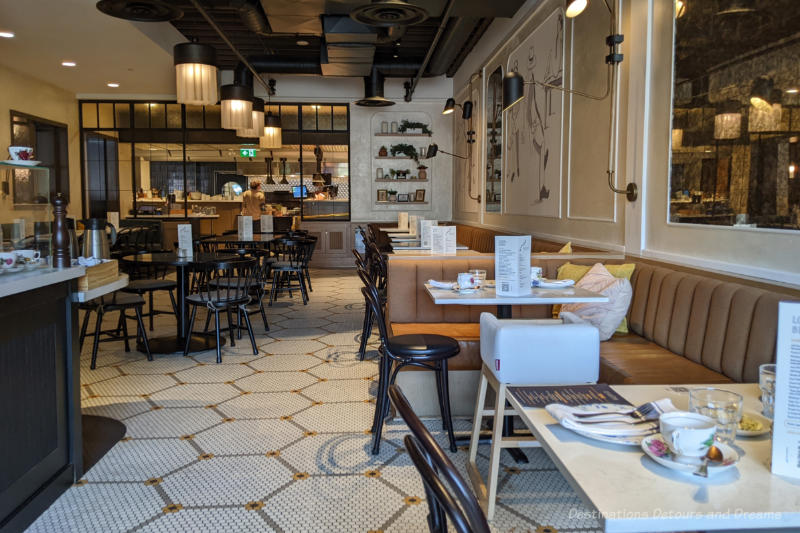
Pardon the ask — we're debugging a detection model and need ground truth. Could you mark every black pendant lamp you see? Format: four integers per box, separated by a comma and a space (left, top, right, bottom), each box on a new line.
174, 41, 218, 106
502, 71, 525, 111
220, 84, 253, 130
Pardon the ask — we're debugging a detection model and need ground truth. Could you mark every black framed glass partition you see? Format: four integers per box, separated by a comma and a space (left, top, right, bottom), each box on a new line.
78, 101, 351, 224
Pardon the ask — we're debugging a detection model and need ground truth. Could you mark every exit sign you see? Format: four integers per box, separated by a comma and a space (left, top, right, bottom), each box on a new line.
240, 148, 258, 157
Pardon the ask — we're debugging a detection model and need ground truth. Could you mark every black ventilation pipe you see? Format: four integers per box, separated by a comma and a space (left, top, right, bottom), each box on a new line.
232, 0, 271, 34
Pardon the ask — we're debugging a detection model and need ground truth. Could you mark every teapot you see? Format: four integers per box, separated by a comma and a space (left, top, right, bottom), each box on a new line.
80, 218, 117, 259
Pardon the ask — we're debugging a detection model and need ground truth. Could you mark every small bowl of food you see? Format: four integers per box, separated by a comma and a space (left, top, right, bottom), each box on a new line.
737, 411, 771, 438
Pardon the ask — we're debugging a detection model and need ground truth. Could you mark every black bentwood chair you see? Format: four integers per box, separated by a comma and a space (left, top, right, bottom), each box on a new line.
183, 257, 259, 363
268, 238, 310, 305
388, 384, 490, 533
359, 268, 459, 455
79, 292, 152, 370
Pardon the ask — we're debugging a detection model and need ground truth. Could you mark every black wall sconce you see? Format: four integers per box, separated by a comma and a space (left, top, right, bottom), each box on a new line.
425, 143, 467, 160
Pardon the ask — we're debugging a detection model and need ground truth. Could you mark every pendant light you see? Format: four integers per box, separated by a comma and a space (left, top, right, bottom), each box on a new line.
220, 84, 253, 130
714, 100, 742, 140
750, 77, 774, 110
260, 107, 282, 149
174, 41, 218, 106
565, 0, 588, 18
236, 97, 264, 138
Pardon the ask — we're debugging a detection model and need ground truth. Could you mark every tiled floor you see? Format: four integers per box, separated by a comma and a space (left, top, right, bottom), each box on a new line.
27, 269, 600, 533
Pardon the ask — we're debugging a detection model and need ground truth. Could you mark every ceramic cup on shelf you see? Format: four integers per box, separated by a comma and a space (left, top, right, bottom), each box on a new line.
14, 249, 41, 264
659, 411, 716, 461
0, 252, 16, 269
8, 146, 34, 160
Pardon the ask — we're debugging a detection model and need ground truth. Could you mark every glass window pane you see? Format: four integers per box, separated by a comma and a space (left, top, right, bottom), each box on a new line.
302, 105, 317, 131
301, 143, 349, 221
149, 103, 166, 128
280, 105, 298, 130
134, 103, 149, 128
204, 105, 221, 129
166, 104, 182, 128
81, 103, 97, 128
115, 104, 130, 128
317, 105, 332, 130
98, 103, 114, 128
185, 105, 204, 128
332, 106, 348, 130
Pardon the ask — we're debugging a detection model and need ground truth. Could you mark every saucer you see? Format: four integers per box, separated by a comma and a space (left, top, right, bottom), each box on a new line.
737, 411, 771, 437
641, 434, 739, 476
9, 160, 41, 166
4, 266, 23, 273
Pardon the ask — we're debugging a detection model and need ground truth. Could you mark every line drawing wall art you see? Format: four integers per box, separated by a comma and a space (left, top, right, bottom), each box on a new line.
505, 8, 565, 217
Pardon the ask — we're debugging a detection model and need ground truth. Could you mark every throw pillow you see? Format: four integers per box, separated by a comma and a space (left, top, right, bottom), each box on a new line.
559, 263, 633, 341
554, 262, 636, 333
558, 241, 573, 253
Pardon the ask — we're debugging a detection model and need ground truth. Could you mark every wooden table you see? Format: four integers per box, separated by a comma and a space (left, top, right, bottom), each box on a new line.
507, 383, 799, 532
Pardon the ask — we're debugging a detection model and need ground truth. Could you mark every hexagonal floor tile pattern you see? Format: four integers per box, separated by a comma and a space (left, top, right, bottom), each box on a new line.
27, 268, 598, 533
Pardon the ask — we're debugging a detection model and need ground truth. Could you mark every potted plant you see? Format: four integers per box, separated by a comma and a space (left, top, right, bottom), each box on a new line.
390, 143, 418, 161
417, 164, 428, 180
387, 190, 398, 202
378, 145, 388, 157
389, 169, 396, 179
398, 119, 432, 135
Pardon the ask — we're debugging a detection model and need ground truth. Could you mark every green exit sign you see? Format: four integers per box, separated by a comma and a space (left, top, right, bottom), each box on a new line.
240, 148, 258, 157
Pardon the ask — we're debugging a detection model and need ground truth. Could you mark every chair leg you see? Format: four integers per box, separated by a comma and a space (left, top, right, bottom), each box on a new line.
304, 267, 312, 292
258, 298, 269, 332
148, 291, 155, 330
486, 382, 507, 520
297, 271, 309, 305
269, 272, 279, 306
371, 351, 393, 455
120, 310, 130, 352
241, 305, 258, 355
236, 307, 242, 340
168, 289, 178, 316
468, 368, 490, 465
203, 308, 212, 333
438, 360, 457, 453
183, 305, 198, 356
358, 305, 372, 361
226, 308, 236, 347
90, 309, 103, 370
79, 308, 91, 352
214, 310, 222, 364
134, 306, 152, 361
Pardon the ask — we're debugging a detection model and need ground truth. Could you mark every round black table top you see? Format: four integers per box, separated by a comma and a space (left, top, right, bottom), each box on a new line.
120, 251, 238, 266
204, 233, 287, 244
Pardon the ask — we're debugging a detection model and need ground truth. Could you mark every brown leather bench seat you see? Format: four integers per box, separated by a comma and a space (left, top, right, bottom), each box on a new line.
387, 257, 797, 384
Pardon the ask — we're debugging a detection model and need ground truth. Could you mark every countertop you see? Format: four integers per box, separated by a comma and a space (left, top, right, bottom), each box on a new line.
0, 266, 86, 298
131, 214, 220, 219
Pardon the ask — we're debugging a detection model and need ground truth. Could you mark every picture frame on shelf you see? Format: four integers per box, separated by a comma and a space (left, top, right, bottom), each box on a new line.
377, 189, 388, 202
414, 189, 426, 202
397, 193, 409, 202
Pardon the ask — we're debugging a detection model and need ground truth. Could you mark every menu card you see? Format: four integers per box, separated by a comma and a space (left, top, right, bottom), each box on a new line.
107, 211, 120, 231
420, 220, 438, 248
238, 216, 253, 240
177, 224, 193, 255
508, 384, 631, 408
495, 235, 531, 296
398, 212, 409, 231
771, 301, 800, 479
260, 214, 273, 233
408, 215, 419, 236
430, 226, 456, 255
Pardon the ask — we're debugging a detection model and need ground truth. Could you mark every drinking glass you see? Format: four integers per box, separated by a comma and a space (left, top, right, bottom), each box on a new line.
759, 363, 776, 419
468, 269, 487, 288
688, 387, 743, 445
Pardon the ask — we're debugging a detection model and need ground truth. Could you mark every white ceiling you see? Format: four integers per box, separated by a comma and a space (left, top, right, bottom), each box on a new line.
0, 0, 183, 97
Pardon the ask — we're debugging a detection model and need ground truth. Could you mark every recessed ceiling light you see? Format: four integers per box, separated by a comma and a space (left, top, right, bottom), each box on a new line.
296, 39, 309, 46
107, 82, 120, 88
61, 61, 77, 67
787, 88, 799, 94
393, 54, 398, 58
0, 31, 14, 38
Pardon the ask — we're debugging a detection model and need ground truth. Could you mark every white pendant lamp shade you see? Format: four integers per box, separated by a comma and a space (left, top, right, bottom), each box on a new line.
713, 100, 742, 140
220, 84, 253, 130
237, 98, 265, 138
174, 42, 218, 106
260, 111, 282, 149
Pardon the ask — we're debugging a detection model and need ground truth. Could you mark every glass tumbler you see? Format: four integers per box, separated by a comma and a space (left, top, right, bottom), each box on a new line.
468, 269, 487, 288
759, 363, 776, 419
688, 387, 743, 445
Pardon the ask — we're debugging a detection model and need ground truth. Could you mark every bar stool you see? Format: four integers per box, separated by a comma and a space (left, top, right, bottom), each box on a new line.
358, 268, 460, 455
79, 292, 152, 370
467, 312, 599, 519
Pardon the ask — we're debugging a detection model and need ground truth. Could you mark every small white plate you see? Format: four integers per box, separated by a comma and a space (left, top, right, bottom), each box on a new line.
737, 411, 771, 437
561, 403, 655, 446
9, 160, 41, 166
641, 434, 739, 476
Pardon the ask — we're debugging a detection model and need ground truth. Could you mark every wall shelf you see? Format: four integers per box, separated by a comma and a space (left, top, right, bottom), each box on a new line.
376, 156, 414, 160
376, 201, 429, 205
375, 179, 428, 182
374, 133, 431, 137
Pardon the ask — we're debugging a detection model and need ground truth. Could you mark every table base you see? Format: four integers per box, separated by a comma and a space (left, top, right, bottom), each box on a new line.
139, 334, 224, 354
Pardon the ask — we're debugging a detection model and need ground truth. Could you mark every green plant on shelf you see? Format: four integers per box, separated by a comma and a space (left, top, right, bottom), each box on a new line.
389, 143, 418, 161
398, 120, 432, 135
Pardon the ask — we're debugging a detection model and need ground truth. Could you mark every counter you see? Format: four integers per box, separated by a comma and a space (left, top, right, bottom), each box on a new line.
0, 266, 85, 298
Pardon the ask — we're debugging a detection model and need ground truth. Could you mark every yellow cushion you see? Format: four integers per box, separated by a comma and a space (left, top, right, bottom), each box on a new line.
554, 262, 636, 333
558, 241, 573, 253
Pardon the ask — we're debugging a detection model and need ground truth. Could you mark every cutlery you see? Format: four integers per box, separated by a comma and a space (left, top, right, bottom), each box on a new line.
693, 445, 724, 478
574, 417, 656, 425
573, 402, 658, 420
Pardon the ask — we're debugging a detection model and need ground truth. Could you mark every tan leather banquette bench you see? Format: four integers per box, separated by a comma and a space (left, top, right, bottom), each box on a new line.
387, 258, 798, 384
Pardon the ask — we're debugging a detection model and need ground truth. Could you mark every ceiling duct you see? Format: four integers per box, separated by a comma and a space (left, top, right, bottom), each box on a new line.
96, 0, 183, 21
355, 68, 394, 107
350, 0, 429, 27
233, 0, 271, 34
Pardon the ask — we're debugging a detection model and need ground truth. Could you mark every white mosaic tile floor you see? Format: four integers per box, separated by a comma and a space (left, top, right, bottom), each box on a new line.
27, 269, 601, 533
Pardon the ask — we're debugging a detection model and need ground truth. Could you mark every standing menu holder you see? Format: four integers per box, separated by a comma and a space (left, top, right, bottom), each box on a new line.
494, 235, 532, 296
238, 216, 253, 240
420, 220, 438, 249
430, 226, 456, 255
177, 224, 193, 256
398, 212, 409, 231
408, 215, 419, 236
771, 301, 800, 479
260, 214, 274, 233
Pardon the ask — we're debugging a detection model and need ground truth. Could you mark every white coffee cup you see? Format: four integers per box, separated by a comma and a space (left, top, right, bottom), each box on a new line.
0, 252, 16, 269
659, 411, 716, 459
457, 272, 476, 289
14, 249, 41, 264
8, 146, 34, 161
530, 266, 543, 281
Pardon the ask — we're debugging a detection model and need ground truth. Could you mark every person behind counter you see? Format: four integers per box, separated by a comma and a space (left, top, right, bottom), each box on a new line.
242, 181, 266, 232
